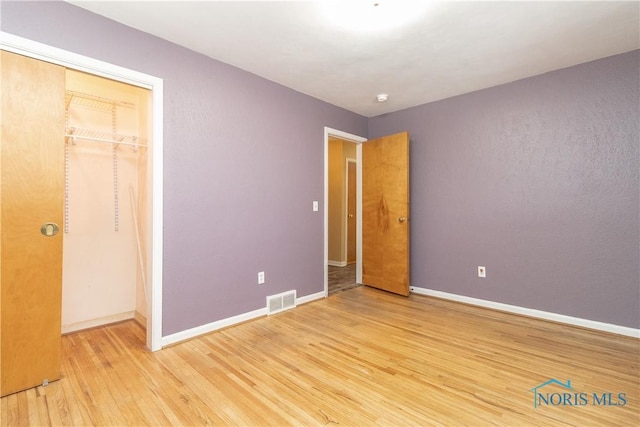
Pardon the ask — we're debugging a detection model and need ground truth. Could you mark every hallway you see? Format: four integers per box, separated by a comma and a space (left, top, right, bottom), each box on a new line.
328, 264, 359, 296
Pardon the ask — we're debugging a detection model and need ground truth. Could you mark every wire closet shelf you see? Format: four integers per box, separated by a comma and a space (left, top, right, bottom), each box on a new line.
64, 89, 146, 234
64, 90, 147, 149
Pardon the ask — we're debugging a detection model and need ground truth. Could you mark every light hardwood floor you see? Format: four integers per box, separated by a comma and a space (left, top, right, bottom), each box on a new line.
2, 287, 638, 426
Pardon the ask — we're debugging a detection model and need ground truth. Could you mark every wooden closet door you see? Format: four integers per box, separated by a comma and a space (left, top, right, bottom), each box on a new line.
1, 51, 65, 396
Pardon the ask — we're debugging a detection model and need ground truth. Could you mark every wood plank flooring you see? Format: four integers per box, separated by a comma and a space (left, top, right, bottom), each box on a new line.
2, 287, 638, 426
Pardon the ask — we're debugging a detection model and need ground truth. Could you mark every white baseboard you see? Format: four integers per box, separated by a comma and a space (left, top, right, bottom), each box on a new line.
296, 291, 325, 305
62, 311, 135, 334
161, 290, 326, 347
162, 307, 267, 347
410, 287, 639, 338
328, 260, 347, 267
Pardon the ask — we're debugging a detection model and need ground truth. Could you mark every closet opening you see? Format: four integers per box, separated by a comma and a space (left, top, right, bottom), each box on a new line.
1, 31, 163, 353
62, 70, 151, 340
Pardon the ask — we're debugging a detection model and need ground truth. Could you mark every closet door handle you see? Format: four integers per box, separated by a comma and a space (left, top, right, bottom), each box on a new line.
40, 222, 59, 237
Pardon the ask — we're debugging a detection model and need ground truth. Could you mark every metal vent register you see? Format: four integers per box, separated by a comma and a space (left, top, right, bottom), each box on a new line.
266, 290, 297, 315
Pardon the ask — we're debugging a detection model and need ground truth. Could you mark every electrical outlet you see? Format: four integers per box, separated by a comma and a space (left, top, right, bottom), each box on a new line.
478, 266, 486, 278
258, 271, 265, 285
313, 201, 319, 212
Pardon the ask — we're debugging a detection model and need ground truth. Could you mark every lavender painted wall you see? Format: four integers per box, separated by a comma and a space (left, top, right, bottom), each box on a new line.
370, 51, 640, 328
4, 1, 637, 333
1, 1, 367, 335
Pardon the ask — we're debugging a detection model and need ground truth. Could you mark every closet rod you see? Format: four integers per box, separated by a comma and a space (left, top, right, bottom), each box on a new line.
65, 134, 146, 148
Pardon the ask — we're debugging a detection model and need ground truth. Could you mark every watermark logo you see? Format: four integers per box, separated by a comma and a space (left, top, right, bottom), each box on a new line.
529, 378, 627, 409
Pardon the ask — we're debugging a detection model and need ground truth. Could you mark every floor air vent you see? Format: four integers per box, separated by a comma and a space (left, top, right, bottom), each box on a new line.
267, 290, 297, 315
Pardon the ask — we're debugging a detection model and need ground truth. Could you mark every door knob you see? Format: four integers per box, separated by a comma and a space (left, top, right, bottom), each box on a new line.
398, 216, 407, 223
40, 222, 59, 237
348, 213, 354, 219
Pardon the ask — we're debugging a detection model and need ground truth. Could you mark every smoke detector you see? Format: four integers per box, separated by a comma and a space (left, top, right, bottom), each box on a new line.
377, 93, 389, 102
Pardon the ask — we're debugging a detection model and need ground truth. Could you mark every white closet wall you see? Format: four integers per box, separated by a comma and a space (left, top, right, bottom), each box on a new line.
62, 70, 149, 333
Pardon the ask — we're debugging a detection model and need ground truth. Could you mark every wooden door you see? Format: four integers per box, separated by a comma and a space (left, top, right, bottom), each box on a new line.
346, 160, 356, 264
362, 131, 410, 296
1, 51, 65, 396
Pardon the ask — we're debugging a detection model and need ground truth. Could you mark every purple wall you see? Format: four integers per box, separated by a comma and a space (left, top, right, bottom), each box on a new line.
1, 1, 367, 335
370, 51, 640, 328
3, 1, 637, 333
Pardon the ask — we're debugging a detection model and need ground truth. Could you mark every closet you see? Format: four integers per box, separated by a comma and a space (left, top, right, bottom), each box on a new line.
63, 70, 149, 334
1, 51, 151, 396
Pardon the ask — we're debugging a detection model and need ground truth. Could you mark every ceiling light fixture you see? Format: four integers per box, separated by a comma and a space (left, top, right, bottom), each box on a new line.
377, 93, 389, 102
321, 1, 428, 33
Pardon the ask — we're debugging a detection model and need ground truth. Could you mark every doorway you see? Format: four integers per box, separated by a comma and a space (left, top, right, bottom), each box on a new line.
327, 137, 358, 295
324, 128, 411, 298
1, 32, 163, 351
324, 128, 366, 296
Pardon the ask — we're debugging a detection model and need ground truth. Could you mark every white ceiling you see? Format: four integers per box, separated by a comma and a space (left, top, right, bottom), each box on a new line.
68, 1, 640, 117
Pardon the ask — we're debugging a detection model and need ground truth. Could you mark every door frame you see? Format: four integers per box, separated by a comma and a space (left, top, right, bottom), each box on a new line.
324, 127, 366, 296
1, 32, 164, 351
